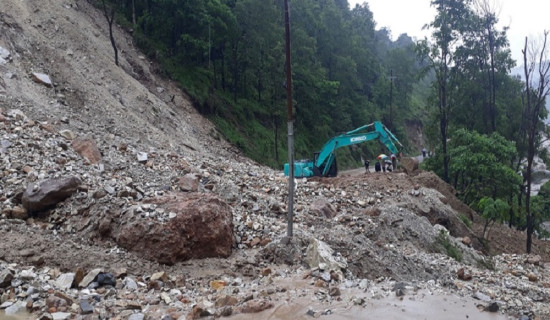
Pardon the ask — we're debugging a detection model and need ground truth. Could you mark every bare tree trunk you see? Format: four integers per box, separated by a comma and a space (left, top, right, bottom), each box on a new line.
132, 0, 136, 28
102, 0, 119, 66
522, 32, 550, 253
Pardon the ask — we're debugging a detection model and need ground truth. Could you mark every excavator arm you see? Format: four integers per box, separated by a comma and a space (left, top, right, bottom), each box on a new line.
284, 121, 402, 178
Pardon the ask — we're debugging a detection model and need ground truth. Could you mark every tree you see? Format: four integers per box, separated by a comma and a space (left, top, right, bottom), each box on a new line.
102, 0, 119, 66
477, 197, 510, 240
522, 31, 550, 253
445, 129, 521, 205
418, 0, 475, 182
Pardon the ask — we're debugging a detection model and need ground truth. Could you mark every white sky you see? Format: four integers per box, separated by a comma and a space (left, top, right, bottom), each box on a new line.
347, 0, 550, 63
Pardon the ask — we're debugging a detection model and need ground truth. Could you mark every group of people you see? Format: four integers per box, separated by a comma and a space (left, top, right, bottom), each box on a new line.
364, 153, 397, 173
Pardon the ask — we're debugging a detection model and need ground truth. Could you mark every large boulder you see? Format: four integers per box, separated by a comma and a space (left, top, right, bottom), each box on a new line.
22, 176, 81, 213
309, 198, 337, 218
116, 193, 234, 264
401, 157, 419, 174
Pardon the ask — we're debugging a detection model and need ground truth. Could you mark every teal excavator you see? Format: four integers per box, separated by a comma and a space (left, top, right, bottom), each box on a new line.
284, 121, 402, 178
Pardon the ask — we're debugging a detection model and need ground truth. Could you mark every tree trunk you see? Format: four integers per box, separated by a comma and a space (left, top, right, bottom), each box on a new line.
102, 0, 119, 66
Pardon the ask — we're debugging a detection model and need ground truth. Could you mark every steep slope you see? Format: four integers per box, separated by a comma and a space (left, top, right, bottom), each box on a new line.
1, 1, 550, 320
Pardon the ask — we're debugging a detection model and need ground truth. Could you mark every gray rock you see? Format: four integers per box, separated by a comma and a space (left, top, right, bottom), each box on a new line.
128, 313, 145, 320
0, 269, 14, 288
79, 268, 102, 288
22, 176, 82, 213
55, 273, 75, 290
31, 72, 53, 87
80, 299, 94, 314
51, 312, 71, 320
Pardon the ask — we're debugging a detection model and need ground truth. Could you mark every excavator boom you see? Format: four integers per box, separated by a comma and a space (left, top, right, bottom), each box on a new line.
284, 121, 401, 177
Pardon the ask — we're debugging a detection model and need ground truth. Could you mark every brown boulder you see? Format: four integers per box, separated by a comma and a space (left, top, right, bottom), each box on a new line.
22, 176, 81, 213
401, 157, 419, 174
238, 299, 274, 314
177, 173, 199, 192
116, 193, 234, 264
309, 198, 337, 218
71, 136, 102, 164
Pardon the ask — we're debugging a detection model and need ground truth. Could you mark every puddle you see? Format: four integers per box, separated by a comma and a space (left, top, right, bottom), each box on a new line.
228, 289, 511, 320
0, 310, 32, 320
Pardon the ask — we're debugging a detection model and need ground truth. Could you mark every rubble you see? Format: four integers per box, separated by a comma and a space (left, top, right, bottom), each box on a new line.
0, 0, 549, 319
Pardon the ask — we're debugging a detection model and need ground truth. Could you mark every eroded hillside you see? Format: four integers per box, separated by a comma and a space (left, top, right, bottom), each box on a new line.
1, 1, 550, 320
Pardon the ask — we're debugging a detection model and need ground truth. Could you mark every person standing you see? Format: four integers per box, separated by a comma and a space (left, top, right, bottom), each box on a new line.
422, 148, 427, 158
391, 154, 397, 170
364, 159, 370, 173
375, 160, 381, 172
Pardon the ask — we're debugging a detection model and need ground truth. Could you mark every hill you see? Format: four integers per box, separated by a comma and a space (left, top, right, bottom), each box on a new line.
0, 1, 549, 320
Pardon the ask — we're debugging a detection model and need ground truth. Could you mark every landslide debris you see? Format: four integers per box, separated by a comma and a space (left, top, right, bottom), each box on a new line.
1, 0, 550, 320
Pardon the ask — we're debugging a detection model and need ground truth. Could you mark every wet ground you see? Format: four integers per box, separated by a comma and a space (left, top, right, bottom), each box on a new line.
228, 290, 510, 320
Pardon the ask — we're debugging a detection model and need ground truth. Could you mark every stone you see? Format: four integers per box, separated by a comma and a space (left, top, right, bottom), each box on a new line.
305, 238, 347, 275
483, 302, 499, 312
59, 130, 75, 140
79, 299, 94, 314
31, 72, 53, 87
328, 287, 340, 296
309, 198, 337, 218
116, 193, 234, 264
79, 269, 102, 288
457, 268, 472, 281
239, 299, 273, 314
401, 157, 419, 174
526, 255, 542, 265
215, 295, 238, 307
0, 269, 14, 288
209, 280, 226, 290
71, 137, 102, 164
137, 152, 148, 163
97, 273, 116, 286
4, 302, 23, 315
22, 176, 82, 213
55, 273, 75, 290
150, 271, 167, 282
528, 273, 538, 282
128, 313, 145, 320
4, 206, 28, 220
177, 174, 199, 192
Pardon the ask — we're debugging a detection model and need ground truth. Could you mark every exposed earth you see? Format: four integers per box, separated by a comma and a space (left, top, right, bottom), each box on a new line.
1, 1, 550, 320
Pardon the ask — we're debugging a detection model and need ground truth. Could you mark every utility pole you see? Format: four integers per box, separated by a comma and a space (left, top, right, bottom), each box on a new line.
389, 69, 397, 129
284, 0, 294, 238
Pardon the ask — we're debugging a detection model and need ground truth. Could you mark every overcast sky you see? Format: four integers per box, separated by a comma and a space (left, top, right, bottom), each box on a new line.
347, 0, 550, 63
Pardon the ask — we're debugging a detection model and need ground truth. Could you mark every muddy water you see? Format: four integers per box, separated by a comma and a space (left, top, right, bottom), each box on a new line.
229, 291, 511, 320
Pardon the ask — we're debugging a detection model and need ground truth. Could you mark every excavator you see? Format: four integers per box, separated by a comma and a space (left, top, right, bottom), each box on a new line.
284, 121, 402, 178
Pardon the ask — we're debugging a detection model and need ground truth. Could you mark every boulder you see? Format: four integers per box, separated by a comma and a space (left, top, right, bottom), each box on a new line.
401, 157, 419, 174
116, 193, 234, 264
177, 173, 200, 192
71, 136, 102, 164
305, 238, 347, 276
22, 176, 81, 213
309, 198, 337, 218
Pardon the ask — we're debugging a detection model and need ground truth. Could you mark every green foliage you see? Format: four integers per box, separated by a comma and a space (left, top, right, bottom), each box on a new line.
436, 230, 463, 262
459, 213, 472, 229
476, 197, 510, 223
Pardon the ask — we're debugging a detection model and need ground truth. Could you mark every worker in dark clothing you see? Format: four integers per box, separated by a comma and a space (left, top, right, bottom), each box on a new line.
374, 160, 381, 172
391, 154, 397, 170
364, 159, 370, 173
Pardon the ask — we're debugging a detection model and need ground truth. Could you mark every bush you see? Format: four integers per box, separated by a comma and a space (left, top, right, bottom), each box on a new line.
436, 230, 463, 262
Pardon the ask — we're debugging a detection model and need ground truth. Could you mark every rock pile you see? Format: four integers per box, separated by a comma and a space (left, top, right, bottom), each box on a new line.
1, 0, 549, 319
